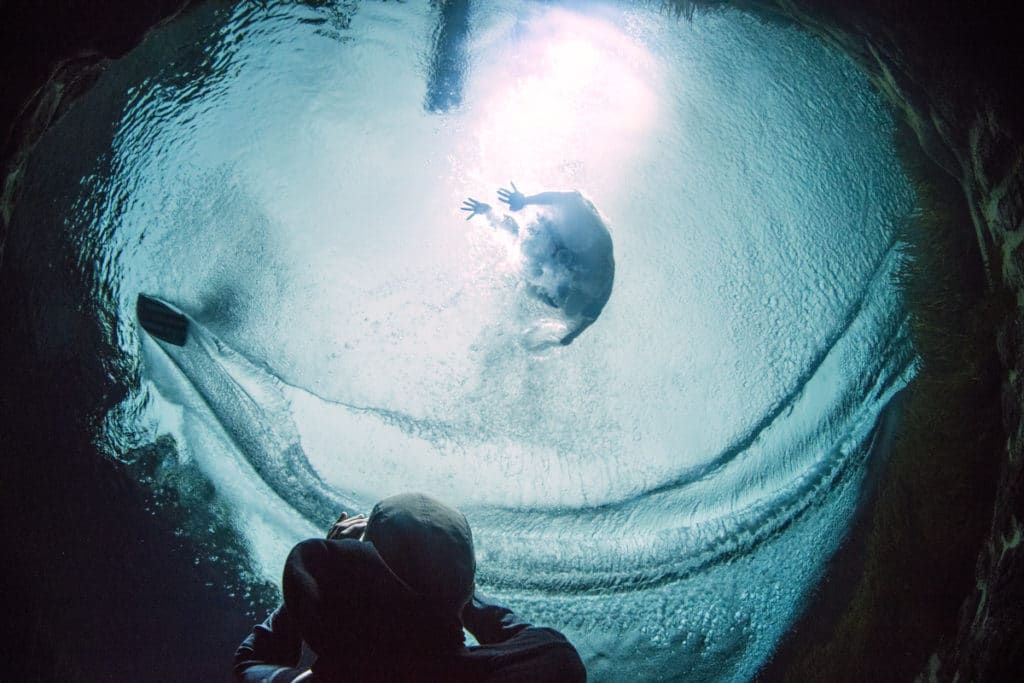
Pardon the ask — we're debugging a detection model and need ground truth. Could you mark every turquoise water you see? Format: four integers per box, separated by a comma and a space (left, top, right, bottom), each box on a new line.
14, 1, 916, 680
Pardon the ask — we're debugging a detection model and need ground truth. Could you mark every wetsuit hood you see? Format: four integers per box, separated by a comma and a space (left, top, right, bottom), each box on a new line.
282, 538, 466, 663
364, 492, 475, 611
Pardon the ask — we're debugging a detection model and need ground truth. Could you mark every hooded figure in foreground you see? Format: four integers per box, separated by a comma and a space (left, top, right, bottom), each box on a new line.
234, 493, 586, 682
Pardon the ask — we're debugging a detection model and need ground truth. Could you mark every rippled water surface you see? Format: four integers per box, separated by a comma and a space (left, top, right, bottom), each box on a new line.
12, 0, 916, 680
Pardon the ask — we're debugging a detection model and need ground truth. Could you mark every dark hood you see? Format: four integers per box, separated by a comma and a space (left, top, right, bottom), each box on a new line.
283, 538, 467, 663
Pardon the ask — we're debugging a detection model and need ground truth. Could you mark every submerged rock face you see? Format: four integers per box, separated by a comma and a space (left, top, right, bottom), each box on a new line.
0, 0, 1020, 680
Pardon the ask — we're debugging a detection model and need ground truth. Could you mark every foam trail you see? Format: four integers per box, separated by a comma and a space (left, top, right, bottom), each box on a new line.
138, 296, 352, 528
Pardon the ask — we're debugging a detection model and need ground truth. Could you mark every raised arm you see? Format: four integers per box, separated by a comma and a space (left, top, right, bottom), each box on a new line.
461, 591, 532, 644
234, 512, 368, 682
462, 591, 587, 682
498, 182, 580, 212
461, 197, 520, 235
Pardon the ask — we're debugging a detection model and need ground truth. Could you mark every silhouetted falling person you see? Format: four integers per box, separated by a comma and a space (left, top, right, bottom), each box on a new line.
462, 183, 615, 346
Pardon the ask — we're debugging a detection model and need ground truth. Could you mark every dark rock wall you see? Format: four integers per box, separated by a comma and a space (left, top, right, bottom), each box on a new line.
723, 2, 1023, 679
1, 0, 1021, 680
0, 0, 199, 248
0, 3, 246, 682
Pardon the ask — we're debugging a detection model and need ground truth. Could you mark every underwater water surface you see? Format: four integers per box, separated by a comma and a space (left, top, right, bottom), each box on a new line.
9, 0, 917, 680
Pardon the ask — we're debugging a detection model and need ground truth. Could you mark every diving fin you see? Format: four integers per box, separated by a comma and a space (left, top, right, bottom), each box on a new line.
137, 294, 189, 346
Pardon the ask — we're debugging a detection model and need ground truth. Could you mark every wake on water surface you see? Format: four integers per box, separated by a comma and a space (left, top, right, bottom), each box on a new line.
11, 1, 918, 680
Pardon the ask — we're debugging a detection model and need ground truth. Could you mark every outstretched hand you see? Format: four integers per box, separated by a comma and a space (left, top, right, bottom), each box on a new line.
497, 182, 526, 211
327, 511, 367, 541
461, 198, 491, 220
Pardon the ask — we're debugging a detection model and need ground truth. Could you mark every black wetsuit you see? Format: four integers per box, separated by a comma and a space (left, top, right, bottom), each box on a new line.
233, 539, 585, 682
